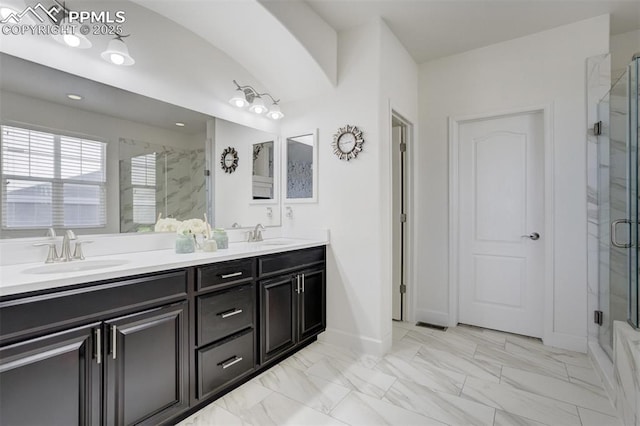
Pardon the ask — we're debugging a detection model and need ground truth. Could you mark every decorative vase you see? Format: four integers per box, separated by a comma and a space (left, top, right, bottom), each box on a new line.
175, 233, 195, 254
213, 229, 229, 249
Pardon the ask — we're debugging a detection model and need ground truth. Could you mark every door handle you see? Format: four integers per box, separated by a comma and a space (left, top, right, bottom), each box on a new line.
611, 219, 632, 248
521, 232, 540, 241
296, 275, 301, 293
219, 356, 243, 369
112, 325, 117, 360
302, 274, 305, 293
95, 328, 101, 364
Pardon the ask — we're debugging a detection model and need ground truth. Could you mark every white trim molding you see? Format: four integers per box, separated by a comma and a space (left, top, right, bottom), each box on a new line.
448, 104, 563, 349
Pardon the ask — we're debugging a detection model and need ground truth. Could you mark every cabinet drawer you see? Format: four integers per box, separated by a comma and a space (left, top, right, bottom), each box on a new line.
197, 259, 254, 290
198, 284, 254, 345
258, 247, 325, 276
0, 271, 187, 345
197, 329, 254, 399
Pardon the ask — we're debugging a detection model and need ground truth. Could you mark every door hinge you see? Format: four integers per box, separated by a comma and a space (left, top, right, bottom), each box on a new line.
399, 284, 407, 294
593, 121, 602, 136
204, 169, 211, 177
594, 310, 603, 326
399, 142, 407, 152
400, 214, 407, 223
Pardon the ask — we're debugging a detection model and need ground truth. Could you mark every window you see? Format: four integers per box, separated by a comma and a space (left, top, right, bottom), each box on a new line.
131, 153, 156, 225
1, 125, 107, 229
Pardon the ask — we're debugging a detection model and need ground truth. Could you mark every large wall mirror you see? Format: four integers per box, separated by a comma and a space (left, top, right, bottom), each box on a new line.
284, 130, 318, 203
0, 53, 280, 238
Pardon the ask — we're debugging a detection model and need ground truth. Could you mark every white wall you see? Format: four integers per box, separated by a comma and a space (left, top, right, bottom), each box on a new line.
279, 19, 417, 355
417, 15, 609, 351
0, 90, 201, 238
610, 29, 640, 81
213, 119, 280, 230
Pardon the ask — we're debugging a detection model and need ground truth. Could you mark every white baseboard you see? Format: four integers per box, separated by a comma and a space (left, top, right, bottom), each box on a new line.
318, 327, 386, 357
414, 308, 451, 327
588, 341, 616, 407
543, 331, 588, 353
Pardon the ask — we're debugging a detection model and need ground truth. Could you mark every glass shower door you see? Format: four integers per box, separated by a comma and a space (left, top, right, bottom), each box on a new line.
599, 57, 640, 358
630, 56, 639, 329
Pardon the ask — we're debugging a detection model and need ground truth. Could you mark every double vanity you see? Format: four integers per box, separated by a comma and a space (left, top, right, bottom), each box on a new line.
0, 238, 327, 425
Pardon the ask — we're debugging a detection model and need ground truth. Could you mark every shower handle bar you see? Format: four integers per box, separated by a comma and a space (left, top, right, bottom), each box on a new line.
611, 219, 633, 248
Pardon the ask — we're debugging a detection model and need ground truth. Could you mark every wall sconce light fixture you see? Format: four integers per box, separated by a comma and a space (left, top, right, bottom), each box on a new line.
229, 80, 284, 120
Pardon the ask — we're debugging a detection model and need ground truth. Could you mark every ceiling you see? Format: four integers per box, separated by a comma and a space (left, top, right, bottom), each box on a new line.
305, 0, 640, 63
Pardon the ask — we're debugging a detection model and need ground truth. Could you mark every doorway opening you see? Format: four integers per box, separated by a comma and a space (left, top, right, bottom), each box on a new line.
392, 112, 412, 322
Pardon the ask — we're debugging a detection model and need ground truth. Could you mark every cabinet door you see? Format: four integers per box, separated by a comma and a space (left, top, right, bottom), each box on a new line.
259, 275, 296, 364
298, 267, 326, 342
0, 323, 101, 426
104, 302, 188, 426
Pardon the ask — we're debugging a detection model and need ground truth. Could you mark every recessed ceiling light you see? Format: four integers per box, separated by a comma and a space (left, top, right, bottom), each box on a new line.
67, 94, 83, 101
175, 122, 185, 127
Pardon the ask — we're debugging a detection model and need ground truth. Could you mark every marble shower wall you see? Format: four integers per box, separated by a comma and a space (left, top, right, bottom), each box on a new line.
614, 321, 640, 426
120, 138, 206, 232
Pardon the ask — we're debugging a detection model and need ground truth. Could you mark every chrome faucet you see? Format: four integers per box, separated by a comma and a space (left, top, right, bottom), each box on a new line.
33, 229, 91, 263
61, 230, 77, 262
248, 224, 265, 242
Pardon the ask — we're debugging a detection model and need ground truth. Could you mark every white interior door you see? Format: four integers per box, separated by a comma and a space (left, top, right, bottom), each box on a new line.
458, 111, 544, 338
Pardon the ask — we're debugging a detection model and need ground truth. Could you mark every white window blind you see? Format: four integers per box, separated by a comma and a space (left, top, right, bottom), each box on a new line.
1, 125, 107, 229
131, 153, 156, 225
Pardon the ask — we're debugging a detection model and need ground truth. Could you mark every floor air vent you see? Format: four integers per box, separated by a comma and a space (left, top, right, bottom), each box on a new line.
415, 321, 447, 332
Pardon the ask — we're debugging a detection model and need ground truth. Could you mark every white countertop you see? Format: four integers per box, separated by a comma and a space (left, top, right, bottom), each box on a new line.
0, 238, 328, 297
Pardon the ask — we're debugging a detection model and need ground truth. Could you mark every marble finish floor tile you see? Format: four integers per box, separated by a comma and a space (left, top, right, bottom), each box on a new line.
256, 364, 351, 414
383, 378, 495, 426
499, 366, 617, 416
414, 345, 502, 383
474, 342, 570, 380
578, 407, 622, 426
493, 410, 548, 426
178, 322, 622, 426
306, 357, 396, 398
374, 355, 464, 396
331, 391, 446, 425
461, 376, 582, 426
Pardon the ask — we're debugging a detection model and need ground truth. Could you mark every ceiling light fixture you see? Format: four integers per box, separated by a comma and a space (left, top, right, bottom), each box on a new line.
175, 122, 185, 127
67, 94, 83, 100
229, 80, 283, 120
101, 34, 135, 66
51, 4, 92, 49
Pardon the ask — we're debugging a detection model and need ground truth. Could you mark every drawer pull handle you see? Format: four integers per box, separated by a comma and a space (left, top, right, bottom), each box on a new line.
220, 356, 243, 369
220, 309, 243, 319
220, 272, 243, 279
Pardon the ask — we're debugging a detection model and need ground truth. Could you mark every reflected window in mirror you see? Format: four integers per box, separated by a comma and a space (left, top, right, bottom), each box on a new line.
285, 131, 317, 203
252, 141, 274, 200
1, 124, 107, 230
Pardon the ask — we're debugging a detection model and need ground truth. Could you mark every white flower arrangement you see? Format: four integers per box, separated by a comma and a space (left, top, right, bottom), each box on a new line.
154, 218, 182, 233
176, 218, 208, 236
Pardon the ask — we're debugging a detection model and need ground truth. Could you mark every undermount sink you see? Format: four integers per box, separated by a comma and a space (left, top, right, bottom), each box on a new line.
23, 259, 129, 275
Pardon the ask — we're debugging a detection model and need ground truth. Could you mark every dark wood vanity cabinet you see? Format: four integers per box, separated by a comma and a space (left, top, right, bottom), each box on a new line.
0, 271, 188, 426
0, 245, 326, 425
258, 247, 326, 364
194, 259, 257, 402
104, 302, 189, 426
0, 323, 101, 426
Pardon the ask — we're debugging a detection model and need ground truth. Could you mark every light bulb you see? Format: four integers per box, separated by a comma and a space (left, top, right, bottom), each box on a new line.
234, 99, 244, 107
110, 53, 125, 65
63, 34, 80, 47
254, 106, 264, 114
